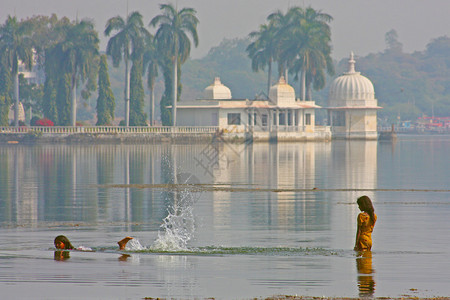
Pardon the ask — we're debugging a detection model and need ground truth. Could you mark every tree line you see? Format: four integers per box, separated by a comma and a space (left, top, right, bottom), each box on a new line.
0, 3, 199, 127
0, 5, 335, 127
348, 31, 450, 122
5, 5, 445, 128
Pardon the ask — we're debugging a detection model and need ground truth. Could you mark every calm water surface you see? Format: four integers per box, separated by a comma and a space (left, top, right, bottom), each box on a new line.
0, 135, 449, 299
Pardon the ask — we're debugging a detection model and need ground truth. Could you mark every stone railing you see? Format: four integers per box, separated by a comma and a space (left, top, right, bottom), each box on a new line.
378, 126, 450, 133
314, 125, 331, 132
243, 125, 331, 133
0, 126, 220, 134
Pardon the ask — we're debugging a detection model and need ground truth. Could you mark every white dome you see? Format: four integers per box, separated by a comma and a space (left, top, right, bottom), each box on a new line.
203, 77, 232, 99
269, 76, 296, 105
328, 52, 376, 106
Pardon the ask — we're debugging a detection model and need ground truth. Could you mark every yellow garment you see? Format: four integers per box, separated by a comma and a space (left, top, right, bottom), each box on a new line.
355, 212, 377, 251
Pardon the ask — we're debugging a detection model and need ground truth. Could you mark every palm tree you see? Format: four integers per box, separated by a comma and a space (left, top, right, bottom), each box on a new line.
150, 3, 199, 126
51, 20, 99, 126
267, 7, 301, 80
246, 22, 277, 97
143, 35, 159, 125
105, 11, 148, 127
0, 16, 34, 127
286, 7, 333, 100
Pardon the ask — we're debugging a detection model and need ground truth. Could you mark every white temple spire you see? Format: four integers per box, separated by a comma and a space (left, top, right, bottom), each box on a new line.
348, 51, 356, 74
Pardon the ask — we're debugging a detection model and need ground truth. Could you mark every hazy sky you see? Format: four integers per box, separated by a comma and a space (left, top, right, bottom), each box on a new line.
2, 0, 450, 61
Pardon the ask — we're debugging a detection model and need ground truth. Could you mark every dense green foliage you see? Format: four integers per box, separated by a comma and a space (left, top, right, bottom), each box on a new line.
0, 61, 12, 125
56, 73, 72, 126
96, 55, 115, 125
43, 77, 58, 123
129, 58, 147, 126
29, 15, 99, 125
50, 20, 99, 126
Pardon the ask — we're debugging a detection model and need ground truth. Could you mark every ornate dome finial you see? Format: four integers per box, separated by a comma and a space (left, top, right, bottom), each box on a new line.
348, 51, 356, 74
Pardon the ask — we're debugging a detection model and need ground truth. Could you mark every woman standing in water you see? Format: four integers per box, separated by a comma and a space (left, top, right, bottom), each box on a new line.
354, 195, 377, 251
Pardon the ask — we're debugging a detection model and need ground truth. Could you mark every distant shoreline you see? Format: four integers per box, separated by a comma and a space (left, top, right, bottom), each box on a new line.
0, 132, 215, 145
1, 131, 449, 145
260, 297, 450, 300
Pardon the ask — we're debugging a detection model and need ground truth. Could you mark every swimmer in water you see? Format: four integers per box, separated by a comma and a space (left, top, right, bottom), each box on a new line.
117, 237, 134, 250
54, 235, 134, 250
54, 235, 75, 250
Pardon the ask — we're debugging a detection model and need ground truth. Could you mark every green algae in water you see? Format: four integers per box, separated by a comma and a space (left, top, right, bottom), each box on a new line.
124, 246, 339, 256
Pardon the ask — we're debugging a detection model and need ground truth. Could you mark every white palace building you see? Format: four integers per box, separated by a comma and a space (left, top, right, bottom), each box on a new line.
176, 76, 329, 142
176, 53, 380, 141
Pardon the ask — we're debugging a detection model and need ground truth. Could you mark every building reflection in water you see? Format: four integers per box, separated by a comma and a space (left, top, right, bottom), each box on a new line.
209, 142, 332, 232
327, 140, 378, 249
356, 251, 375, 297
0, 141, 377, 243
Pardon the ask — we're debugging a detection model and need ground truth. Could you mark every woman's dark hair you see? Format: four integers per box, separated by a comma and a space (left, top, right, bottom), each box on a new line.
54, 235, 74, 250
357, 195, 375, 224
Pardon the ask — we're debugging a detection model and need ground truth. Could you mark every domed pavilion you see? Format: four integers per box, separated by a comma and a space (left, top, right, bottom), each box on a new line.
327, 52, 382, 139
175, 76, 330, 142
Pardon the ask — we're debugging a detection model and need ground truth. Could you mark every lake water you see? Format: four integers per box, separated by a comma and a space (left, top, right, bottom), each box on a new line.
0, 135, 449, 299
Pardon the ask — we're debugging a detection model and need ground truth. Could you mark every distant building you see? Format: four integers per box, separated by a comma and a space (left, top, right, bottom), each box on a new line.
8, 56, 44, 125
327, 52, 382, 139
176, 77, 331, 142
18, 52, 45, 85
8, 102, 26, 124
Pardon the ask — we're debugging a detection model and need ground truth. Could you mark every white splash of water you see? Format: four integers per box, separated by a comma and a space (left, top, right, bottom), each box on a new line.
124, 238, 145, 251
151, 183, 197, 251
76, 246, 93, 252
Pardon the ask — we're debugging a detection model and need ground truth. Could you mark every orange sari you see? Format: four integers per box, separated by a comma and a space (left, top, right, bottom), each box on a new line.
355, 212, 377, 251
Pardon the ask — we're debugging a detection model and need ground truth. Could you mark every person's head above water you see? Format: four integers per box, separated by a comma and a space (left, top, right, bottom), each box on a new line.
357, 195, 375, 222
54, 235, 74, 250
